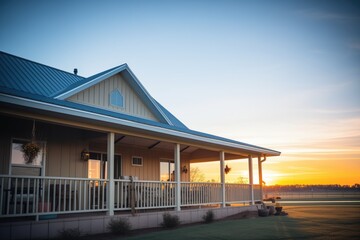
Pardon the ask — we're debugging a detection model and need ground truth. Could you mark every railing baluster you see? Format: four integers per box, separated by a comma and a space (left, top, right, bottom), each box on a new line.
68, 180, 72, 211
13, 178, 18, 214
63, 180, 67, 211
19, 178, 24, 214
83, 180, 86, 211
0, 177, 3, 216
102, 181, 105, 209
52, 179, 56, 212
74, 180, 77, 211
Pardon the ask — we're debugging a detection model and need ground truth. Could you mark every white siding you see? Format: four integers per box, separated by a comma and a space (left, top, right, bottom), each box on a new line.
66, 74, 158, 121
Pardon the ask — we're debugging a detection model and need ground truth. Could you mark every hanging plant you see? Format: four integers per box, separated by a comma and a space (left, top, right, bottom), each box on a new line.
224, 164, 231, 174
21, 120, 41, 164
22, 142, 40, 164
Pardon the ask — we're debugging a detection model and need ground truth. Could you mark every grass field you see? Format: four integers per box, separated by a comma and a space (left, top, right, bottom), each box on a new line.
120, 205, 360, 240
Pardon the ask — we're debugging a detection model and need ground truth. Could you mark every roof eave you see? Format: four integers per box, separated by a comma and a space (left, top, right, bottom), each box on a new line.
0, 93, 281, 157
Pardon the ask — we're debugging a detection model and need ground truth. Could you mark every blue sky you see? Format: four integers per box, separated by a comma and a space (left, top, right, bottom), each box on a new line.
1, 0, 359, 184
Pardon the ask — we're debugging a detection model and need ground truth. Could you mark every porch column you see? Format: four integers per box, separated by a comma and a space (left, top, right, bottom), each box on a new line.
248, 155, 254, 205
174, 143, 181, 211
220, 151, 226, 207
107, 132, 115, 216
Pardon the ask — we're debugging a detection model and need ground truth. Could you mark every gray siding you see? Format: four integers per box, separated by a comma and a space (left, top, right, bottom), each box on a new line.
0, 115, 190, 181
89, 143, 190, 181
66, 73, 158, 121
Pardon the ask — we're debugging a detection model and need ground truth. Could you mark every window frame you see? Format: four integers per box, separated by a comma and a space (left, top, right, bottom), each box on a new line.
131, 156, 143, 166
109, 89, 125, 109
87, 151, 122, 179
160, 159, 175, 181
9, 138, 46, 176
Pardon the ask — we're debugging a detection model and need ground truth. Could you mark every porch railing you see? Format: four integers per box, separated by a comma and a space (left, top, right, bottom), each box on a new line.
0, 175, 108, 217
114, 180, 176, 210
181, 182, 222, 206
0, 175, 262, 218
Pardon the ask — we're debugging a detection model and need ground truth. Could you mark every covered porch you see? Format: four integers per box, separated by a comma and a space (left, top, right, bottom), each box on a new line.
0, 114, 268, 220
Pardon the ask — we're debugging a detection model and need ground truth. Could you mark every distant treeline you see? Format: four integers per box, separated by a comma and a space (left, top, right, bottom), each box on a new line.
265, 184, 360, 192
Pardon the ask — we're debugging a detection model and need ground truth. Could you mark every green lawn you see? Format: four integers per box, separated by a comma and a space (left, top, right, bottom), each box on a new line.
122, 205, 360, 240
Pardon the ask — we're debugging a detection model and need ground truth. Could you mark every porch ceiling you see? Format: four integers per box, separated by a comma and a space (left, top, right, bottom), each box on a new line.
88, 133, 199, 154
86, 133, 247, 162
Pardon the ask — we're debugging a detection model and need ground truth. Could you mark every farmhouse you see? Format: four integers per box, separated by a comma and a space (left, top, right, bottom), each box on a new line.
0, 51, 280, 239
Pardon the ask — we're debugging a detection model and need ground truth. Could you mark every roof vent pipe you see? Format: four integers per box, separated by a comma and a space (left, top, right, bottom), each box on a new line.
73, 68, 78, 75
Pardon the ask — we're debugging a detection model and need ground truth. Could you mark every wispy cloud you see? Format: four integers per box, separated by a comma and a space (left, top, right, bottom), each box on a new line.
349, 41, 360, 50
297, 9, 360, 22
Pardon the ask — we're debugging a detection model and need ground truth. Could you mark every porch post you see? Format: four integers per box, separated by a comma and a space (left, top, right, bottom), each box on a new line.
258, 156, 263, 201
107, 132, 115, 216
220, 151, 226, 207
248, 155, 254, 205
174, 143, 181, 211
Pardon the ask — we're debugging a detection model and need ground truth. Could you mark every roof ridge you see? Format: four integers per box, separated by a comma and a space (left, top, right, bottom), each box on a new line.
52, 64, 126, 98
0, 51, 86, 79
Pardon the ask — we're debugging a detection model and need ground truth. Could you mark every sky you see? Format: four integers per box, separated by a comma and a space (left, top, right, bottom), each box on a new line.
1, 0, 359, 185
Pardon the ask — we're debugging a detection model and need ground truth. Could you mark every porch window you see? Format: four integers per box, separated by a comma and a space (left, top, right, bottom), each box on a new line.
88, 152, 121, 179
132, 156, 143, 166
160, 160, 175, 181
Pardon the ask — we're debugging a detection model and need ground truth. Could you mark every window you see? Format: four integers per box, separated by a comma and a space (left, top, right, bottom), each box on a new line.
132, 156, 143, 166
88, 152, 121, 179
109, 89, 124, 108
160, 160, 175, 181
10, 139, 45, 176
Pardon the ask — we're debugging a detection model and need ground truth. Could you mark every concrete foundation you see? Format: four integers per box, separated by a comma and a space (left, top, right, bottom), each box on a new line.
0, 205, 258, 239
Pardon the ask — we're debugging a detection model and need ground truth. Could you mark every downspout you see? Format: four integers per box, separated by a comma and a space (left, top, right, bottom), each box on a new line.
259, 155, 266, 201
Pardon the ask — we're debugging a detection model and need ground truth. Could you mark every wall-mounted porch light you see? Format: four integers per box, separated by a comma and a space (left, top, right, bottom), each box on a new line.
182, 165, 188, 174
224, 165, 231, 174
81, 149, 90, 161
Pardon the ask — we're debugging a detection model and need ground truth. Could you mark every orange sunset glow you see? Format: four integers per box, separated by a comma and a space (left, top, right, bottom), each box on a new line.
2, 1, 359, 187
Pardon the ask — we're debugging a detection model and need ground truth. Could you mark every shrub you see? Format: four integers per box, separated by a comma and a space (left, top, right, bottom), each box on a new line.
161, 212, 180, 228
107, 218, 132, 235
57, 228, 81, 240
202, 210, 215, 223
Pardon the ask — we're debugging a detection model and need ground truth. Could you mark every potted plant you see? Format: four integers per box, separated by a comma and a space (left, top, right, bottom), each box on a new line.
275, 202, 283, 215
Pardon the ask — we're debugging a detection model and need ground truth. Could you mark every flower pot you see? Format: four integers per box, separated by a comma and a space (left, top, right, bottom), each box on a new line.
275, 206, 283, 214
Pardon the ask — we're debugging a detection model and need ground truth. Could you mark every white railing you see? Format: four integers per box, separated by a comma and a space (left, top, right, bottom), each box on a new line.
114, 180, 175, 210
225, 184, 262, 203
0, 175, 260, 218
0, 175, 108, 217
226, 183, 251, 203
253, 184, 262, 201
181, 182, 222, 206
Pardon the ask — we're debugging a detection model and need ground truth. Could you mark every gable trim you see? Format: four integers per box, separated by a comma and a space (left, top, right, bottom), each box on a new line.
54, 64, 174, 126
54, 65, 127, 100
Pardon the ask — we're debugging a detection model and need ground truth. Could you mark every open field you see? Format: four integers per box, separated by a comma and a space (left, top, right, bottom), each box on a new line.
119, 205, 360, 240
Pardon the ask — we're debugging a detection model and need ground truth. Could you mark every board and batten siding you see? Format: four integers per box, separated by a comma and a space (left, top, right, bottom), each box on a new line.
90, 143, 191, 182
66, 73, 158, 121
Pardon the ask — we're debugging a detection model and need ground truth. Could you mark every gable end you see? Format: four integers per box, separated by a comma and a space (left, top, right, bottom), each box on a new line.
66, 73, 159, 121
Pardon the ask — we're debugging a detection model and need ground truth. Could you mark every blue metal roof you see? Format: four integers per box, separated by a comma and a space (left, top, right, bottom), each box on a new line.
0, 51, 84, 97
0, 51, 187, 129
